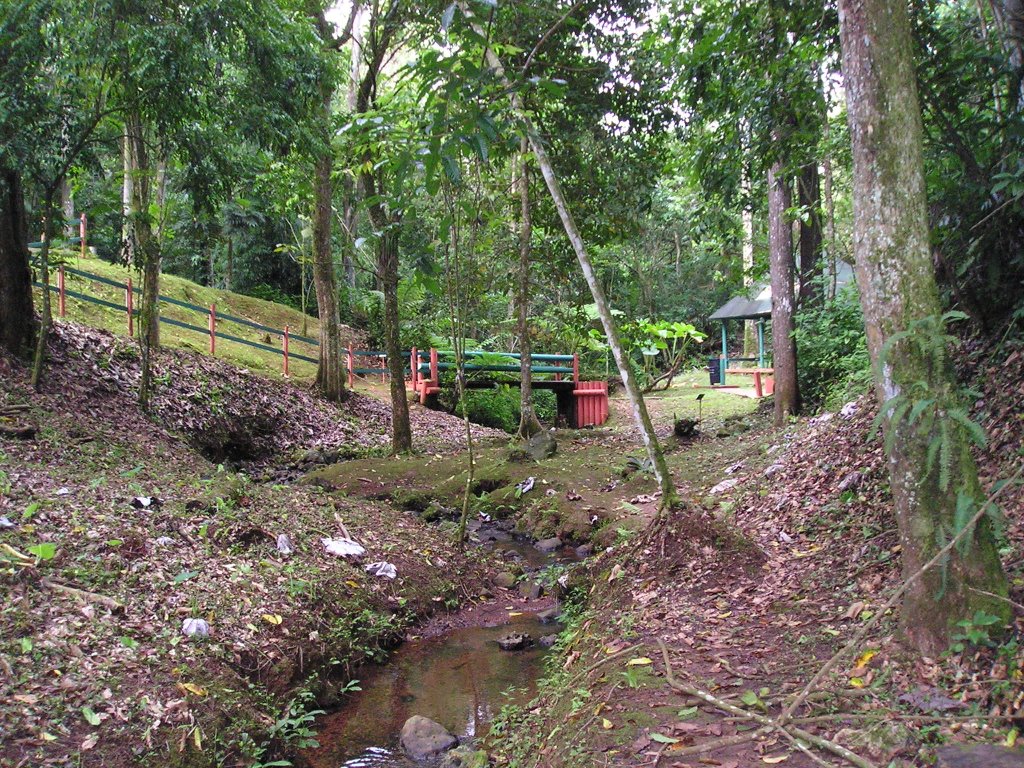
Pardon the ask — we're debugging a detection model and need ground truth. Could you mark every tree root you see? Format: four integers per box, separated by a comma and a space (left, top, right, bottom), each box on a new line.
42, 578, 124, 613
657, 639, 877, 768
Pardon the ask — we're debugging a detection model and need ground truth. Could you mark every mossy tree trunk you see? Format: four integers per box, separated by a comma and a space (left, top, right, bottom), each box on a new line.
0, 169, 35, 360
375, 219, 412, 454
839, 0, 1009, 654
516, 137, 542, 440
768, 159, 800, 424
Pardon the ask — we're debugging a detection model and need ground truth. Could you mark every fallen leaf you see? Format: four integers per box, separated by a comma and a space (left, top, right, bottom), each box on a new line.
627, 657, 653, 666
261, 614, 283, 625
762, 755, 789, 764
601, 718, 613, 730
650, 733, 679, 744
178, 683, 208, 696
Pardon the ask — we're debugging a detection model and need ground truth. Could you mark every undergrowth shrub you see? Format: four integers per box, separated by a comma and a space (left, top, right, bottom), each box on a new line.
439, 384, 557, 433
793, 286, 872, 411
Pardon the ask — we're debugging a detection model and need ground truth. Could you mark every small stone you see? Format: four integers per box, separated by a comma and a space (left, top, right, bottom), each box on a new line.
440, 746, 490, 768
764, 464, 784, 478
535, 537, 563, 553
492, 572, 517, 590
574, 543, 593, 558
536, 606, 560, 624
400, 715, 458, 759
508, 432, 557, 463
840, 401, 859, 418
276, 534, 293, 556
0, 516, 15, 529
835, 721, 911, 760
539, 634, 558, 647
838, 471, 864, 492
496, 632, 533, 651
709, 478, 739, 495
154, 536, 174, 547
518, 581, 543, 600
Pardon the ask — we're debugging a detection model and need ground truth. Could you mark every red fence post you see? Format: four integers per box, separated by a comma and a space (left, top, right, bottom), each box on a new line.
208, 303, 216, 355
126, 278, 134, 336
283, 325, 290, 377
79, 214, 87, 260
57, 266, 65, 317
347, 345, 354, 389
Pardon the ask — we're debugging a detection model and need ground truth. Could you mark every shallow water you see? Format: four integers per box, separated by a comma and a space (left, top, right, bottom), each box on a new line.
305, 613, 557, 768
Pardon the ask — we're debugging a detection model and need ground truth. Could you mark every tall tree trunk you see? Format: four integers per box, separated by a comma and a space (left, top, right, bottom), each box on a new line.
60, 177, 75, 239
471, 24, 677, 507
741, 170, 757, 359
516, 137, 542, 439
768, 159, 799, 424
311, 141, 346, 402
839, 0, 1009, 654
376, 222, 412, 453
124, 112, 160, 410
30, 191, 57, 388
822, 114, 839, 300
0, 170, 35, 359
797, 163, 823, 308
340, 2, 362, 293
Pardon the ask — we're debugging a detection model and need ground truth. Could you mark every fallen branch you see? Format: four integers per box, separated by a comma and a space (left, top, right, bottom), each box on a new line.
42, 578, 124, 612
0, 423, 36, 439
669, 728, 770, 757
778, 461, 1024, 725
657, 639, 877, 768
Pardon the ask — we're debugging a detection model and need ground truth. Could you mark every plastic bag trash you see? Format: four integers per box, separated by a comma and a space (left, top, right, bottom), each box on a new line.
515, 476, 536, 496
276, 534, 293, 556
0, 516, 14, 529
364, 561, 397, 579
321, 537, 366, 558
154, 536, 174, 547
181, 618, 209, 638
131, 496, 162, 509
56, 487, 70, 496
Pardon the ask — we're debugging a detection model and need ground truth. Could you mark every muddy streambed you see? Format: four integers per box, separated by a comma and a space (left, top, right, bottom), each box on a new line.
304, 612, 557, 767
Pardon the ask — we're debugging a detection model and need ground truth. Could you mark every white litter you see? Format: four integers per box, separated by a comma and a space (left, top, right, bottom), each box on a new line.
181, 618, 209, 638
322, 537, 366, 558
276, 534, 294, 556
364, 561, 397, 579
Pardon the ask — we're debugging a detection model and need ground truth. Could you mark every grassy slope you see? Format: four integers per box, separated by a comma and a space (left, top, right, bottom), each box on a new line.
35, 250, 365, 383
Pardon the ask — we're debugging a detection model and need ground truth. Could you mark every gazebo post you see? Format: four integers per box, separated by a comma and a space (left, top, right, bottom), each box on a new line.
757, 318, 766, 368
720, 321, 728, 385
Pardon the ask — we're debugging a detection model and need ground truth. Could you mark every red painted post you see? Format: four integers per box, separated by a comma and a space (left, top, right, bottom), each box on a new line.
208, 303, 216, 355
347, 345, 354, 389
57, 266, 66, 317
79, 214, 87, 260
573, 353, 579, 386
126, 278, 134, 336
283, 325, 290, 377
430, 348, 438, 385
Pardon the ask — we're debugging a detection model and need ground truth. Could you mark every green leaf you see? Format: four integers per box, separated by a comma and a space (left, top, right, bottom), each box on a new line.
173, 569, 199, 585
27, 543, 56, 561
676, 706, 699, 719
650, 733, 680, 744
82, 706, 100, 726
740, 690, 761, 707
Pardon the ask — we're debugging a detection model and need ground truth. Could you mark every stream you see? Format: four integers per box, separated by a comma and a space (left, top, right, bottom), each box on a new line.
304, 612, 557, 767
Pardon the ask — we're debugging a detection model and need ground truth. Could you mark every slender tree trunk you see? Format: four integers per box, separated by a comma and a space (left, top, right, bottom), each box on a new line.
124, 112, 160, 409
61, 177, 75, 239
311, 141, 346, 402
741, 174, 757, 359
30, 191, 57, 388
121, 132, 134, 266
839, 0, 1009, 654
768, 159, 799, 424
0, 170, 35, 359
471, 25, 676, 507
822, 113, 839, 300
376, 222, 412, 452
516, 137, 542, 439
797, 163, 823, 308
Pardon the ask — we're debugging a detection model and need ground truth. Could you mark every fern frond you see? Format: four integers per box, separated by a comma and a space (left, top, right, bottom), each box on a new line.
948, 408, 988, 448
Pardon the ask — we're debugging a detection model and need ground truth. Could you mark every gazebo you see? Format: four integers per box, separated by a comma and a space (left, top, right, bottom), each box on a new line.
707, 262, 856, 388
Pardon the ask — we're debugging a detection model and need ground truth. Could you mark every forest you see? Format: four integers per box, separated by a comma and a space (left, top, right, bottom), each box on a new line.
1, 0, 1023, 767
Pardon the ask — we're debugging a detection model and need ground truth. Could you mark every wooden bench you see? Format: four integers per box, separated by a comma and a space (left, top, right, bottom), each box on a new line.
724, 367, 775, 397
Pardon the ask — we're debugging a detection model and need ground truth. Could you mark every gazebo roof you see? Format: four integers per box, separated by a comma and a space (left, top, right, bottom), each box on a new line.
708, 262, 856, 322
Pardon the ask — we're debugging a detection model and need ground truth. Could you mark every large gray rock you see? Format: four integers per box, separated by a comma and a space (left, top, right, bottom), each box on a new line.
507, 432, 557, 463
400, 715, 458, 759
